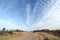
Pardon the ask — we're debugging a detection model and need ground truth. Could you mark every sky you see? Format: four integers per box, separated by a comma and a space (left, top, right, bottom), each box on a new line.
0, 0, 60, 31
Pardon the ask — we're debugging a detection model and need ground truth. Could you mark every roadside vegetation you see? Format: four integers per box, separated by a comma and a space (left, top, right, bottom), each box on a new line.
0, 28, 60, 40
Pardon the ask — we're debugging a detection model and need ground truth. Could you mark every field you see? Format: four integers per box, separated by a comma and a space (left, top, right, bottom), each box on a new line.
0, 32, 28, 40
33, 32, 60, 40
0, 32, 60, 40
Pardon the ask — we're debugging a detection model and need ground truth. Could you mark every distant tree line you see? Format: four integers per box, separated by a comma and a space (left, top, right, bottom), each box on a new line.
0, 28, 24, 36
32, 29, 60, 37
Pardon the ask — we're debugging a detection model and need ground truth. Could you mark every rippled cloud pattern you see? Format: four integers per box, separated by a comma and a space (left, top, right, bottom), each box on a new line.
0, 0, 60, 31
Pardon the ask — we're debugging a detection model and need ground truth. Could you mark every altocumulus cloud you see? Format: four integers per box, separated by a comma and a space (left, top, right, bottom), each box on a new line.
0, 0, 60, 31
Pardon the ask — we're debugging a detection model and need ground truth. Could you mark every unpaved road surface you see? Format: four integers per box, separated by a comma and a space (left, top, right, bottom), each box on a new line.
33, 32, 49, 40
11, 32, 60, 40
11, 32, 49, 40
17, 33, 34, 40
11, 32, 34, 40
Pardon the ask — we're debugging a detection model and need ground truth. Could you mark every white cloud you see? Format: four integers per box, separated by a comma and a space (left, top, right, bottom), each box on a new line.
33, 21, 44, 26
31, 0, 60, 30
42, 0, 60, 29
26, 3, 31, 26
0, 19, 23, 30
32, 21, 45, 29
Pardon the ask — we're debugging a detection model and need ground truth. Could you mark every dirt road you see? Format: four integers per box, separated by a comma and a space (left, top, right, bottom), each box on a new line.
11, 32, 49, 40
33, 32, 49, 40
11, 32, 34, 40
19, 32, 34, 40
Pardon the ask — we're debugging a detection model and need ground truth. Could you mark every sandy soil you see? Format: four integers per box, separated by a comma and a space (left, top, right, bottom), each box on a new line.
9, 32, 60, 40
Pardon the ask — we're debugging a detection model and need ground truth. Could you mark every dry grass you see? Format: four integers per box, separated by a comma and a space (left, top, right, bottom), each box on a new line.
48, 34, 60, 40
0, 35, 12, 40
33, 32, 60, 40
0, 32, 28, 40
0, 32, 60, 40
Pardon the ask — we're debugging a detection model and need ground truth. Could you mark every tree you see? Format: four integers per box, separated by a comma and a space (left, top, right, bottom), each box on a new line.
2, 28, 5, 31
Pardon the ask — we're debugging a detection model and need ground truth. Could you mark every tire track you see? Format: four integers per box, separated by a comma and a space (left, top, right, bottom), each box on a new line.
39, 32, 49, 40
11, 32, 34, 40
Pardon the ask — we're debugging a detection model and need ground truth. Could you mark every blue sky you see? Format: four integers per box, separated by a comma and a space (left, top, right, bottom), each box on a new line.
0, 0, 60, 31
